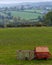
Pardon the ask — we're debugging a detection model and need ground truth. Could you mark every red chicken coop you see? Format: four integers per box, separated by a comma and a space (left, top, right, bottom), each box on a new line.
34, 46, 51, 59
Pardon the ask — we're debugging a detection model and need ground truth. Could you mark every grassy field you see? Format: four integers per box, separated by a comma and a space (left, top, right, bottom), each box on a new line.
0, 27, 52, 65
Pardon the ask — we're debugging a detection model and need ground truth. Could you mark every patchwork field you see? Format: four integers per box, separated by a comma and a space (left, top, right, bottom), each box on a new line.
0, 27, 52, 65
0, 9, 43, 20
10, 10, 42, 20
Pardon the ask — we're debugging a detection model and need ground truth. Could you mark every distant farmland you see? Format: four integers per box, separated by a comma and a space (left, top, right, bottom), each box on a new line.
0, 27, 52, 65
0, 9, 43, 20
10, 9, 43, 20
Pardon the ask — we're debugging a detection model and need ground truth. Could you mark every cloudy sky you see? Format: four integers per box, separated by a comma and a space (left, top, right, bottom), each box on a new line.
0, 0, 52, 4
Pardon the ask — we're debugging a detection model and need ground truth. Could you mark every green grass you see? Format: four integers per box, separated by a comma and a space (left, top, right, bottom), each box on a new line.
0, 27, 52, 65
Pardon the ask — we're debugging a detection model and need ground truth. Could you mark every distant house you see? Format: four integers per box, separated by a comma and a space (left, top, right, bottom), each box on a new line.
40, 10, 48, 14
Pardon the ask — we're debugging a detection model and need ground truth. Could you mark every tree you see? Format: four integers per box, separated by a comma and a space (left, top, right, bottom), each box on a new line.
13, 17, 18, 27
7, 12, 11, 16
21, 5, 24, 10
44, 11, 52, 26
38, 16, 42, 22
3, 18, 9, 28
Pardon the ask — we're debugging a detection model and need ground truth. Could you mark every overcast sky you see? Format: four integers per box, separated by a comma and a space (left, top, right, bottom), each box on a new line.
0, 0, 52, 4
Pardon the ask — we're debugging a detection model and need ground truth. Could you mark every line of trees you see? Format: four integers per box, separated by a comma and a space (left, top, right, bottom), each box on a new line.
44, 11, 52, 26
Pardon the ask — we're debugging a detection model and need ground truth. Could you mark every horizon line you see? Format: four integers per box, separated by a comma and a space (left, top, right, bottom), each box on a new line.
0, 1, 52, 4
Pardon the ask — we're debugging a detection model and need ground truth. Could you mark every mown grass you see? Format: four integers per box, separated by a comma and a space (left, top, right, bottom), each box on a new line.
0, 27, 52, 65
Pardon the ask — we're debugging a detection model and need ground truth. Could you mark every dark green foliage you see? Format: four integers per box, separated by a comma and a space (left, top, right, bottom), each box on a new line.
44, 11, 52, 26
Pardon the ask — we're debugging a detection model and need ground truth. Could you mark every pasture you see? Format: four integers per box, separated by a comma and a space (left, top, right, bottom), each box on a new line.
0, 27, 52, 65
